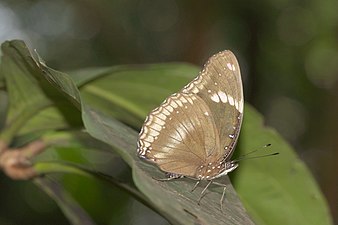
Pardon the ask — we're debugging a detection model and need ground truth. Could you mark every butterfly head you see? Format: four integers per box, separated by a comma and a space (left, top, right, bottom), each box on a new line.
196, 159, 239, 180
225, 161, 239, 173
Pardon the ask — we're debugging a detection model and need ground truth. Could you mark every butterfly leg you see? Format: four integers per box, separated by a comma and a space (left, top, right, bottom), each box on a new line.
152, 172, 184, 181
153, 177, 179, 181
212, 181, 227, 210
197, 180, 213, 205
220, 186, 226, 211
191, 180, 201, 192
212, 181, 226, 187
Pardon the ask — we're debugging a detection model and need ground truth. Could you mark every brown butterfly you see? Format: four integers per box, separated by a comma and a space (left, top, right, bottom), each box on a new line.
137, 50, 243, 208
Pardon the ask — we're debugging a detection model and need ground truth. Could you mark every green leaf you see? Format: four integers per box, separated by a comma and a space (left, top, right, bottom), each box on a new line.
0, 90, 8, 130
0, 40, 90, 224
73, 63, 199, 128
34, 177, 97, 225
82, 105, 255, 225
32, 130, 139, 224
71, 63, 333, 224
31, 44, 255, 224
0, 40, 154, 224
0, 40, 82, 143
0, 41, 51, 143
231, 105, 333, 225
2, 40, 332, 225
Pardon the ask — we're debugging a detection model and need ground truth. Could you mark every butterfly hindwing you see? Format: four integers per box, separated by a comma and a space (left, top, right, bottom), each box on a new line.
137, 93, 220, 177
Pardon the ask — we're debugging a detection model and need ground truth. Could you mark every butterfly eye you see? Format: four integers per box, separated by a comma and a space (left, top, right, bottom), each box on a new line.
227, 162, 239, 173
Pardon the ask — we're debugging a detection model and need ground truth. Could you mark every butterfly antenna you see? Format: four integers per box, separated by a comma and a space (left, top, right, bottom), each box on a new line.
236, 143, 271, 158
232, 144, 278, 163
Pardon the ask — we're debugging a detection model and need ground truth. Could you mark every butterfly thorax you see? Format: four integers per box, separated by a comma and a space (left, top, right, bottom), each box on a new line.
195, 158, 238, 180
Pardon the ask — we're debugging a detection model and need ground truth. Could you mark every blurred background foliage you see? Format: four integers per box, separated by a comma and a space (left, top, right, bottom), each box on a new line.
0, 0, 337, 224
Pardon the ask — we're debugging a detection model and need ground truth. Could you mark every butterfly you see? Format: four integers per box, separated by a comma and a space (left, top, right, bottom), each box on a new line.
137, 50, 243, 207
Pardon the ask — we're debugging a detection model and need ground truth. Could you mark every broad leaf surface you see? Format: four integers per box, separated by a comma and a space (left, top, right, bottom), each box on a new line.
69, 55, 332, 224
69, 56, 333, 225
35, 178, 96, 225
0, 41, 82, 143
0, 40, 92, 224
31, 44, 255, 224
82, 104, 255, 225
231, 108, 333, 225
74, 64, 199, 128
1, 40, 333, 225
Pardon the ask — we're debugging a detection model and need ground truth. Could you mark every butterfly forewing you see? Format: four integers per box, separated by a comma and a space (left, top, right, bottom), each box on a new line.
183, 51, 243, 160
137, 50, 243, 179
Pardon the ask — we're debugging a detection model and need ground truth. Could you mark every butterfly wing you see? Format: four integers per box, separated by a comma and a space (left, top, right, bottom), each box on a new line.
182, 51, 243, 160
137, 92, 219, 177
137, 50, 243, 178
